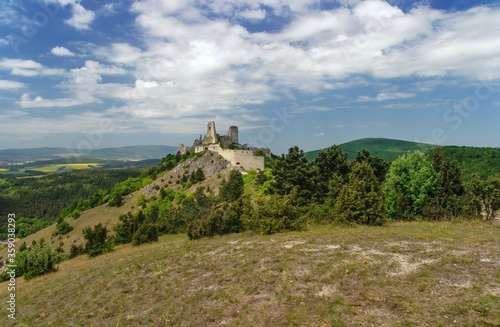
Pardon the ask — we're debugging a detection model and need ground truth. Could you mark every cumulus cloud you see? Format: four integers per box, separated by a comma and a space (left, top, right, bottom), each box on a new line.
44, 0, 95, 30
51, 46, 75, 56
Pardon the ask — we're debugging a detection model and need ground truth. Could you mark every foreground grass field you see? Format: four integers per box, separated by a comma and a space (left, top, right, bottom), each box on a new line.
1, 221, 499, 326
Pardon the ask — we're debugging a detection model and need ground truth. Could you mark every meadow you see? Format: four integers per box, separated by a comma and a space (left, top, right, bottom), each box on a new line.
1, 220, 498, 326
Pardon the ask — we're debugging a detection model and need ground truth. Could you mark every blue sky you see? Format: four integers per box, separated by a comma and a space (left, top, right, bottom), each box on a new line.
0, 0, 499, 155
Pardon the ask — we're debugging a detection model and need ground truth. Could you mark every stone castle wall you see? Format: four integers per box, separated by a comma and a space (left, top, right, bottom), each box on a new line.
195, 144, 264, 171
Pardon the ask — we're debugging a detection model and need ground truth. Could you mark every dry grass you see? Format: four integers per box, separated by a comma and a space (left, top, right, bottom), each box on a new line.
1, 220, 499, 326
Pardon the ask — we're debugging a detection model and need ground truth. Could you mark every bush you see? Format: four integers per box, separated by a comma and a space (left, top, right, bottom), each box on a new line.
22, 243, 58, 280
132, 223, 159, 246
334, 162, 386, 226
83, 223, 113, 257
250, 187, 307, 234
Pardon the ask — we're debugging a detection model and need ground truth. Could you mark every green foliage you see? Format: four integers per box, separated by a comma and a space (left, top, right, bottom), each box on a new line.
272, 146, 314, 201
55, 220, 73, 235
462, 174, 484, 218
83, 223, 113, 257
108, 192, 123, 207
353, 149, 388, 183
132, 223, 159, 246
69, 244, 85, 258
423, 148, 464, 219
312, 145, 350, 201
137, 193, 147, 207
249, 187, 308, 234
0, 168, 143, 237
385, 151, 439, 219
334, 162, 386, 226
220, 170, 244, 202
483, 174, 500, 220
22, 243, 58, 280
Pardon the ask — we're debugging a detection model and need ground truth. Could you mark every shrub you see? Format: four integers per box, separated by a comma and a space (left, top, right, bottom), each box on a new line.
132, 223, 159, 246
83, 223, 113, 257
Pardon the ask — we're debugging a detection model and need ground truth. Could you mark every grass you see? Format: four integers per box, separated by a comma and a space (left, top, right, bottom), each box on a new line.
1, 220, 499, 326
21, 163, 103, 173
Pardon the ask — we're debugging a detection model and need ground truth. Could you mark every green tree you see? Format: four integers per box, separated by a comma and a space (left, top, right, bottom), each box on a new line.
220, 170, 244, 202
462, 173, 484, 218
312, 145, 350, 201
353, 149, 388, 183
137, 193, 147, 207
22, 243, 57, 280
83, 223, 113, 257
54, 216, 73, 235
385, 151, 439, 219
250, 187, 308, 234
425, 148, 464, 219
108, 192, 122, 207
194, 168, 205, 182
334, 162, 386, 226
483, 174, 500, 220
272, 146, 314, 201
132, 223, 159, 246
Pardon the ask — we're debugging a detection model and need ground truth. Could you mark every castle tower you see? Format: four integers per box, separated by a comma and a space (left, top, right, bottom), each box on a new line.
203, 121, 217, 144
227, 126, 238, 144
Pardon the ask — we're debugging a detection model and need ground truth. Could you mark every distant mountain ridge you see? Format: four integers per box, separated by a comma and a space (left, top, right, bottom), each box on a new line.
305, 138, 500, 180
0, 145, 178, 164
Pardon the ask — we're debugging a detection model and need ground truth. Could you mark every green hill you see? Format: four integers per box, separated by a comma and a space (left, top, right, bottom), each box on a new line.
304, 138, 439, 161
305, 138, 500, 179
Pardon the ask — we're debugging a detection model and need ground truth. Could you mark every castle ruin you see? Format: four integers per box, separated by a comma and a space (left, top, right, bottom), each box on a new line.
179, 121, 271, 171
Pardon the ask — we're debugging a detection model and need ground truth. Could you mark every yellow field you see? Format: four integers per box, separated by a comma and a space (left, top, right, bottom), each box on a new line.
0, 168, 8, 172
22, 163, 103, 173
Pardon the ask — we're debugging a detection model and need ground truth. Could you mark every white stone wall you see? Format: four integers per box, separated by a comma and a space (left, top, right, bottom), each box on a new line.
195, 144, 264, 171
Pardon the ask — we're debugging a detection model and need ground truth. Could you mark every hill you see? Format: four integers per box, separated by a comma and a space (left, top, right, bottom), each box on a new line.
1, 221, 498, 326
0, 145, 178, 165
305, 138, 500, 179
304, 138, 438, 161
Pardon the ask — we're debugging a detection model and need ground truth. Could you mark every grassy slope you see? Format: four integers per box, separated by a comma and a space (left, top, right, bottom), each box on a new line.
1, 221, 499, 326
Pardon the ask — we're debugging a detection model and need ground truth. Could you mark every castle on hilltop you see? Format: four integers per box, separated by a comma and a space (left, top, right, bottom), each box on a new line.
179, 121, 270, 171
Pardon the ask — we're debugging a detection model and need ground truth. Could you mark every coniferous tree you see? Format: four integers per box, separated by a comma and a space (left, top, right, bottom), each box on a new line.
272, 146, 314, 201
312, 145, 350, 201
220, 170, 244, 202
83, 223, 112, 257
334, 162, 386, 226
353, 149, 388, 183
462, 173, 484, 218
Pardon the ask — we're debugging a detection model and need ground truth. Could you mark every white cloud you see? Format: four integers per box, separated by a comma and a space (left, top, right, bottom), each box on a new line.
0, 38, 8, 46
238, 9, 266, 21
0, 58, 66, 77
18, 94, 89, 108
357, 92, 416, 102
0, 80, 24, 90
44, 0, 95, 30
51, 46, 75, 56
314, 132, 324, 137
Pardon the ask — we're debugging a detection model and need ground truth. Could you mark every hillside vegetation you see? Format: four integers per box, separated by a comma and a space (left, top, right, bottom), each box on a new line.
1, 221, 498, 326
0, 168, 145, 239
305, 138, 500, 179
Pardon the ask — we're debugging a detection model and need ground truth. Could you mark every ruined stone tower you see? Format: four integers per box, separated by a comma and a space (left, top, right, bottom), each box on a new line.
203, 121, 217, 144
227, 126, 238, 144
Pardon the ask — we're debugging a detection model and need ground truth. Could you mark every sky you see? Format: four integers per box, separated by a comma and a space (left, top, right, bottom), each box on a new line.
0, 0, 499, 155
